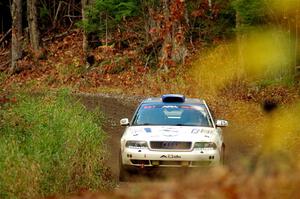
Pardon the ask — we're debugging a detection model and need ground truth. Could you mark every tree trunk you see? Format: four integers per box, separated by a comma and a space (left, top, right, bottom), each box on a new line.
11, 0, 22, 73
160, 0, 171, 71
27, 0, 41, 58
236, 11, 244, 74
160, 0, 187, 71
81, 0, 90, 67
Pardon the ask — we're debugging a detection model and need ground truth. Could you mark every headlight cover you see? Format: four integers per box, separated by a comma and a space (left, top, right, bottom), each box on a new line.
125, 141, 148, 149
194, 142, 217, 150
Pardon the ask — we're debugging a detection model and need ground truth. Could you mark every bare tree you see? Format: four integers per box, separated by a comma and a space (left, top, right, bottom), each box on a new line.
81, 0, 97, 68
160, 0, 187, 71
11, 0, 22, 73
81, 0, 90, 67
27, 0, 41, 58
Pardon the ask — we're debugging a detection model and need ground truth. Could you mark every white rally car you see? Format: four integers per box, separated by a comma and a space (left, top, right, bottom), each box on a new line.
119, 94, 228, 180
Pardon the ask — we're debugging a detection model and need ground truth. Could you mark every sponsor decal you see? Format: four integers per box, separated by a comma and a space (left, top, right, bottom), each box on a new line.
180, 105, 193, 109
163, 133, 178, 137
191, 129, 200, 134
160, 154, 181, 159
132, 129, 142, 136
192, 129, 208, 134
200, 129, 207, 134
162, 105, 178, 108
144, 128, 152, 133
162, 127, 179, 132
143, 105, 156, 109
199, 129, 212, 134
162, 127, 179, 137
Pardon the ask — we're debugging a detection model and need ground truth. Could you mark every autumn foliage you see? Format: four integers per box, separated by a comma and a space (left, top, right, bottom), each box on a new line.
0, 0, 300, 198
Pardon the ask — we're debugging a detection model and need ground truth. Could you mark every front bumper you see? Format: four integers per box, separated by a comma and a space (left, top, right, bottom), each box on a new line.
121, 148, 221, 168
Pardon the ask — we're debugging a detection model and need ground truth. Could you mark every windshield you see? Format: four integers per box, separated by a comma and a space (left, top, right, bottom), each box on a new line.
132, 103, 213, 127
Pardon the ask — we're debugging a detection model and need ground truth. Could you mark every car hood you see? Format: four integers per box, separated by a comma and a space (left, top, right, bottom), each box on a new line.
123, 126, 217, 142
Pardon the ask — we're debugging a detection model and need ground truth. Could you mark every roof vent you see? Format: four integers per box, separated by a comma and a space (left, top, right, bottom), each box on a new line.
162, 94, 185, 103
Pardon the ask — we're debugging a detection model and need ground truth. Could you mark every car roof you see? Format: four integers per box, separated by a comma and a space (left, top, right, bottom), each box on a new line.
141, 97, 205, 105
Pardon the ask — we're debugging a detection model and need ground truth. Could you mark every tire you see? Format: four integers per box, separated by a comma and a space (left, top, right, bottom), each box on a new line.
119, 152, 131, 182
221, 144, 226, 165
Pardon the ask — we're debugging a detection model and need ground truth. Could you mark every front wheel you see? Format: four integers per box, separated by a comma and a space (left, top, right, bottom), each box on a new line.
221, 144, 226, 165
119, 152, 131, 182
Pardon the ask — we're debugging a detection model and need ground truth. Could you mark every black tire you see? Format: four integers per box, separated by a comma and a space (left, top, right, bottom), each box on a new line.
119, 152, 131, 182
221, 144, 226, 165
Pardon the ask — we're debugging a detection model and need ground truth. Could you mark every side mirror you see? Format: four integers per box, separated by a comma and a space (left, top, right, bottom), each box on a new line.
120, 118, 130, 126
216, 119, 228, 127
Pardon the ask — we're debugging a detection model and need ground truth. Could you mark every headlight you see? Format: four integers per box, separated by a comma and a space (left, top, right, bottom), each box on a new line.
125, 141, 148, 149
194, 142, 217, 150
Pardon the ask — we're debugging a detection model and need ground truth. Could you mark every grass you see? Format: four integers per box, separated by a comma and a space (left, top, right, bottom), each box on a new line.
191, 28, 296, 97
0, 89, 113, 199
0, 72, 8, 83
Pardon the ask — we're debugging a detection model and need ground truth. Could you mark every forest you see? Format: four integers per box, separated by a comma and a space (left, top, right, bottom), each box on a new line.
1, 0, 298, 77
0, 0, 300, 198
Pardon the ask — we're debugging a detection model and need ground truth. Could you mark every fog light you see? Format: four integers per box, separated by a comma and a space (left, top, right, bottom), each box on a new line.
181, 161, 189, 166
152, 161, 159, 166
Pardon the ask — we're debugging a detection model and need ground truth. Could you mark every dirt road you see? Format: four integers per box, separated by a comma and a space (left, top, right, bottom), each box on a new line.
77, 93, 142, 178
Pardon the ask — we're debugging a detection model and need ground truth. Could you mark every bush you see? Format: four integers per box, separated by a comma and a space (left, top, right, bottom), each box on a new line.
0, 90, 112, 198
